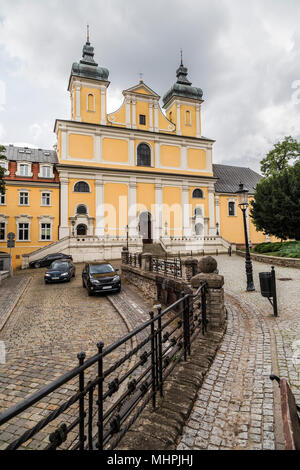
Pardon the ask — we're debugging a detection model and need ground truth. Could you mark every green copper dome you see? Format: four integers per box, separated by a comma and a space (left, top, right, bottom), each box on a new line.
71, 38, 109, 82
162, 61, 203, 106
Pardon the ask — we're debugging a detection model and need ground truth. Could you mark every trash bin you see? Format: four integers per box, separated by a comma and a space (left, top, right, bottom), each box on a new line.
259, 272, 273, 298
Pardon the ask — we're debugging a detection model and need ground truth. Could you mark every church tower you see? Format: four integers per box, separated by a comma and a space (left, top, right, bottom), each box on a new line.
162, 55, 203, 138
68, 27, 110, 125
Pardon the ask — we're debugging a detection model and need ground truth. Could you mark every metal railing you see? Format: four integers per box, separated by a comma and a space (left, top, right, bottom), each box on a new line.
126, 252, 142, 268
151, 257, 182, 279
0, 283, 207, 451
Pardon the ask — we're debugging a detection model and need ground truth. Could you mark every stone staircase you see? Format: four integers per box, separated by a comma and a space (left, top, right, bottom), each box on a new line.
142, 242, 166, 257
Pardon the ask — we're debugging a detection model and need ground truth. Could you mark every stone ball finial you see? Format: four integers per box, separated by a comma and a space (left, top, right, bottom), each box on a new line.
198, 256, 217, 273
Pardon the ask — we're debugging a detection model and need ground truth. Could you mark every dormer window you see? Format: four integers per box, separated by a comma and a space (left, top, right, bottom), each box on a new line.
38, 164, 53, 179
139, 114, 146, 125
16, 162, 32, 177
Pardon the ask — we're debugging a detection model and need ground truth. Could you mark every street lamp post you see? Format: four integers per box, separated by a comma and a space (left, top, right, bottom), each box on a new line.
216, 222, 219, 236
235, 183, 255, 292
126, 224, 129, 251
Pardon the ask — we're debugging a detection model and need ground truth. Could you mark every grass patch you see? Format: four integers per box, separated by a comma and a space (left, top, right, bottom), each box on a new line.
253, 241, 300, 258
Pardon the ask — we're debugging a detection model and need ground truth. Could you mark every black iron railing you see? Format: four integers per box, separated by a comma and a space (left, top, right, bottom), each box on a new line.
151, 257, 182, 279
127, 252, 142, 268
0, 283, 207, 450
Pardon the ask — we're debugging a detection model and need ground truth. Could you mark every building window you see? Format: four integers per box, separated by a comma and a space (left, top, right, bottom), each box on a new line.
139, 114, 146, 125
194, 206, 203, 217
40, 223, 51, 241
42, 166, 50, 178
192, 188, 203, 199
76, 204, 87, 215
185, 110, 191, 125
18, 223, 29, 241
19, 164, 30, 176
41, 192, 51, 206
19, 191, 29, 205
0, 192, 5, 205
228, 201, 236, 216
87, 93, 95, 112
0, 222, 5, 241
74, 181, 90, 193
137, 143, 151, 167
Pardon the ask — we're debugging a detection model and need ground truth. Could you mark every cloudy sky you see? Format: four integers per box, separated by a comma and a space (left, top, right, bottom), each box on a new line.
0, 0, 300, 171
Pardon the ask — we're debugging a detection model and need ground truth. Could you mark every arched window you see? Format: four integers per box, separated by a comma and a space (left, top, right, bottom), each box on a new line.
74, 181, 90, 193
194, 206, 203, 217
228, 201, 236, 216
137, 143, 151, 167
185, 110, 191, 125
87, 93, 95, 112
76, 224, 87, 236
76, 204, 87, 215
192, 188, 203, 199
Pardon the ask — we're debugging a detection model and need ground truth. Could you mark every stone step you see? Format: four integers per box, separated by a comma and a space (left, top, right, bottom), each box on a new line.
142, 243, 166, 256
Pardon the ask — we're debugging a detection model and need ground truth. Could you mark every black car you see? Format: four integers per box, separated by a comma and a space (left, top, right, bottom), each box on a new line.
44, 260, 76, 283
82, 262, 121, 295
29, 253, 73, 269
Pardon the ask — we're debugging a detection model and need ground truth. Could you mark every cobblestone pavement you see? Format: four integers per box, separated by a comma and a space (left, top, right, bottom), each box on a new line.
178, 254, 300, 450
0, 275, 31, 330
0, 264, 130, 450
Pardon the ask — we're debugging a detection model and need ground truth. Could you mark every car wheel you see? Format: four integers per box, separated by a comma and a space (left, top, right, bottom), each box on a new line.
35, 262, 41, 268
45, 280, 48, 284
116, 287, 121, 293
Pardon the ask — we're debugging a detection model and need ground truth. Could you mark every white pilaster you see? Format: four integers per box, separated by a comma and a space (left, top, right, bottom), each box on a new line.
176, 103, 181, 135
181, 144, 187, 170
182, 185, 190, 236
128, 178, 137, 237
95, 132, 101, 162
129, 137, 135, 166
132, 99, 137, 129
61, 128, 68, 159
149, 101, 153, 131
100, 86, 106, 125
95, 177, 104, 237
154, 179, 163, 240
59, 176, 69, 238
75, 85, 81, 122
208, 188, 216, 235
196, 104, 201, 138
154, 102, 159, 132
155, 140, 160, 169
125, 97, 131, 128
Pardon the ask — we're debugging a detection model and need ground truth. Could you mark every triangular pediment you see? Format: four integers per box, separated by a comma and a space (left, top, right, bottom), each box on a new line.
123, 82, 160, 99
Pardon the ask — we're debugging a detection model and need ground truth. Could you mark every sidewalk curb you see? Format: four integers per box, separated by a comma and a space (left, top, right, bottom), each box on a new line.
0, 276, 32, 332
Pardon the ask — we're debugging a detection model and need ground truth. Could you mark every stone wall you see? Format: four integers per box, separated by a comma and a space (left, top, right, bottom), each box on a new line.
236, 249, 300, 269
121, 265, 158, 301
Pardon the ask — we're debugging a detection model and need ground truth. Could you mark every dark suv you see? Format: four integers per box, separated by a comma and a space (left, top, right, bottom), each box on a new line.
29, 253, 72, 268
82, 262, 121, 295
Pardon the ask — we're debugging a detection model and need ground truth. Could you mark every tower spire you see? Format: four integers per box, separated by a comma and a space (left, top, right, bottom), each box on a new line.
180, 48, 183, 66
87, 24, 90, 44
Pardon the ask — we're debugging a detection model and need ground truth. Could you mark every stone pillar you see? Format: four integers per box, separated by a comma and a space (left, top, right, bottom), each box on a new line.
61, 127, 68, 159
128, 179, 137, 237
95, 177, 104, 237
208, 188, 216, 235
132, 99, 137, 129
121, 248, 129, 265
182, 185, 190, 236
155, 140, 160, 168
181, 144, 187, 169
75, 85, 81, 122
154, 180, 162, 240
125, 97, 131, 128
59, 176, 69, 238
95, 132, 101, 162
182, 257, 198, 282
176, 103, 181, 135
129, 137, 135, 166
141, 253, 152, 272
204, 217, 209, 236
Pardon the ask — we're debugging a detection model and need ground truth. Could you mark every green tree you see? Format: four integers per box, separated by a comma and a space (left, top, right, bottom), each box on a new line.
0, 145, 6, 195
250, 162, 300, 240
260, 136, 300, 177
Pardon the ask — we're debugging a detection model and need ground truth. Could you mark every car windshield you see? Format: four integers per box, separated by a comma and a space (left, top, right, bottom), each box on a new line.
90, 264, 114, 274
50, 262, 70, 271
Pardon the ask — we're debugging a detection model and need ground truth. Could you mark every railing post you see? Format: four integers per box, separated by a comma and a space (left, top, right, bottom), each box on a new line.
181, 292, 190, 361
156, 305, 163, 397
77, 352, 86, 451
149, 311, 157, 409
201, 285, 208, 334
97, 341, 104, 450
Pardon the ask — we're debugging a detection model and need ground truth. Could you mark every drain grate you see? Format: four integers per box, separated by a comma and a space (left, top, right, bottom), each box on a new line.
278, 278, 293, 281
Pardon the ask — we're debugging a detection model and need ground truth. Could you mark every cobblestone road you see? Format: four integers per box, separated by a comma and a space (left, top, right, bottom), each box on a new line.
178, 254, 300, 450
0, 264, 129, 449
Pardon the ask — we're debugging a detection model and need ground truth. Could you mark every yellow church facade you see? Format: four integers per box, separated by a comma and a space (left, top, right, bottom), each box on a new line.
1, 36, 268, 269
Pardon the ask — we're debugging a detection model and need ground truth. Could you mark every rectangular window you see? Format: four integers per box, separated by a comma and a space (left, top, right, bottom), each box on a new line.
18, 223, 29, 241
40, 223, 51, 241
0, 222, 5, 241
19, 192, 29, 205
42, 166, 51, 178
19, 164, 30, 176
0, 192, 5, 205
41, 192, 51, 206
228, 201, 236, 216
139, 114, 146, 125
